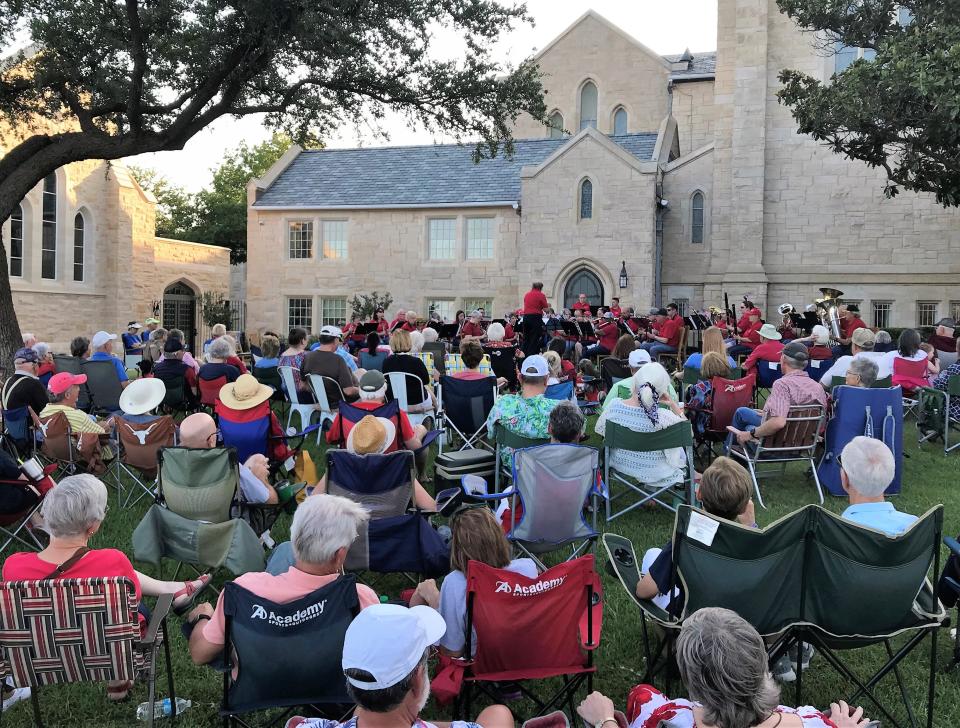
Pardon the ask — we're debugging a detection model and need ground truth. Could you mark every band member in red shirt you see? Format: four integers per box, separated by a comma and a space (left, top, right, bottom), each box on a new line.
460, 311, 485, 342
609, 297, 623, 318
503, 312, 518, 343
641, 303, 684, 358
728, 309, 763, 357
834, 304, 867, 355
374, 309, 391, 337
571, 293, 592, 317
388, 309, 406, 331
742, 324, 785, 374
580, 312, 620, 358
521, 281, 549, 356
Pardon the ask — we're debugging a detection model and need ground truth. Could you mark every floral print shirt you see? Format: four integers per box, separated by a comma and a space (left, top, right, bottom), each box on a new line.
485, 393, 559, 470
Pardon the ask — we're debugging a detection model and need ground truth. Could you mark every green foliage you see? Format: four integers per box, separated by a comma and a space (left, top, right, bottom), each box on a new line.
127, 164, 198, 240
198, 290, 233, 328
775, 0, 960, 206
349, 291, 394, 321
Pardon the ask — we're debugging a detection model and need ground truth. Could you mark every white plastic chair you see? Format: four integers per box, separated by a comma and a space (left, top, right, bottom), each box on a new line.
278, 366, 320, 441
306, 373, 343, 440
385, 371, 434, 429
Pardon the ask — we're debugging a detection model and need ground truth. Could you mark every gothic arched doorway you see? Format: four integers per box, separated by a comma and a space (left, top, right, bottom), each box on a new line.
163, 281, 197, 352
563, 268, 604, 311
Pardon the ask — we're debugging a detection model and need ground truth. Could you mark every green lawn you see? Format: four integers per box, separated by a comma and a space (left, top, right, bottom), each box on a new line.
3, 415, 960, 727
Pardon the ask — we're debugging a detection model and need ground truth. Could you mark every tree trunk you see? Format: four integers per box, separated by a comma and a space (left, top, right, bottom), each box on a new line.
0, 229, 22, 382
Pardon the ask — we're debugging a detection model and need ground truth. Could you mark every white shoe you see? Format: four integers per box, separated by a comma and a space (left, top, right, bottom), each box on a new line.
2, 686, 30, 712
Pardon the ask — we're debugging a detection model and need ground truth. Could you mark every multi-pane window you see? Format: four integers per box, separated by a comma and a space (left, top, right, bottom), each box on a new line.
73, 212, 84, 282
691, 192, 705, 244
321, 297, 348, 328
579, 81, 598, 130
951, 301, 960, 324
834, 41, 875, 74
288, 221, 313, 259
428, 218, 457, 260
321, 220, 347, 259
579, 179, 593, 220
917, 301, 938, 328
613, 107, 628, 135
427, 299, 455, 322
287, 297, 313, 333
548, 111, 564, 139
9, 204, 23, 278
463, 298, 493, 317
674, 299, 689, 317
41, 172, 56, 279
872, 301, 892, 329
466, 218, 494, 260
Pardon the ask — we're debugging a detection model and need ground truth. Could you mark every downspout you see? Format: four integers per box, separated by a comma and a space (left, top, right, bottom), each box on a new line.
654, 168, 665, 308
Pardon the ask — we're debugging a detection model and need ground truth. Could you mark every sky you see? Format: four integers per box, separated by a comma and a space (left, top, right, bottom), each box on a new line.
126, 0, 718, 191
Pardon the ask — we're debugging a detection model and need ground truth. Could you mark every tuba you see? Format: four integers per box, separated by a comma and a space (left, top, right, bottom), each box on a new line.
814, 287, 844, 340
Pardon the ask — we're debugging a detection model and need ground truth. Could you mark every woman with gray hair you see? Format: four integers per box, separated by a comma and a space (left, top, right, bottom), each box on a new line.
576, 607, 870, 728
199, 336, 242, 389
3, 474, 210, 701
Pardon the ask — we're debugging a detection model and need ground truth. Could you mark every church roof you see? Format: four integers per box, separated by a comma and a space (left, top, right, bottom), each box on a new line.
253, 133, 658, 209
664, 51, 717, 78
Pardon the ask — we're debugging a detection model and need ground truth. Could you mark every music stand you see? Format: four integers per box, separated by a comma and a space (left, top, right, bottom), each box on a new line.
438, 324, 459, 340
560, 320, 581, 340
355, 322, 379, 337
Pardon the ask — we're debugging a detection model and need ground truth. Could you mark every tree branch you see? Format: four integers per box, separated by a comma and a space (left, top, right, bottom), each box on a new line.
124, 0, 148, 132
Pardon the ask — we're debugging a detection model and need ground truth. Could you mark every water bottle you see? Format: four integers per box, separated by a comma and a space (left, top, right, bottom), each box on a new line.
135, 697, 191, 720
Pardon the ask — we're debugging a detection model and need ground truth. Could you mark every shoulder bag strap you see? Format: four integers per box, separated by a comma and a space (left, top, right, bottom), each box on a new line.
1, 375, 27, 409
44, 546, 90, 579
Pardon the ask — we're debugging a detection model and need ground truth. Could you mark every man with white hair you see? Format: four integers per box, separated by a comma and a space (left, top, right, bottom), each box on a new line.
1, 347, 49, 417
88, 330, 131, 388
187, 493, 379, 666
21, 333, 36, 349
839, 436, 915, 536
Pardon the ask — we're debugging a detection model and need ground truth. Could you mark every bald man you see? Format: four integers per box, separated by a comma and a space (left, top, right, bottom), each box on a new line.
179, 413, 278, 504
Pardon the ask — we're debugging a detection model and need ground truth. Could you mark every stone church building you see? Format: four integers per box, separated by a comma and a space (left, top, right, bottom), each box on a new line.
245, 5, 960, 335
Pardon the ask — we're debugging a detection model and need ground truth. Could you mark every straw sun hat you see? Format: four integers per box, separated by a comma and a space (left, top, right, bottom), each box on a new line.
218, 373, 273, 410
346, 415, 396, 455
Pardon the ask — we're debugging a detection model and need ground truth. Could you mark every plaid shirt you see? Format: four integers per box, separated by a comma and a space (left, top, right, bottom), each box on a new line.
444, 354, 492, 376
763, 369, 827, 419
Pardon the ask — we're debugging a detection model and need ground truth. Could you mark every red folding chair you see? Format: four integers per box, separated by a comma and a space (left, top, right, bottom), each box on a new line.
198, 375, 227, 409
459, 554, 602, 722
893, 357, 929, 418
696, 373, 756, 464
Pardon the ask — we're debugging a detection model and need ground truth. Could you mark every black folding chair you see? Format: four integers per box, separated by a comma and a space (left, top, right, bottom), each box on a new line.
81, 359, 124, 414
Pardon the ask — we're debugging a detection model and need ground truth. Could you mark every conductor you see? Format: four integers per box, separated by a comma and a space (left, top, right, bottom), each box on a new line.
521, 281, 548, 357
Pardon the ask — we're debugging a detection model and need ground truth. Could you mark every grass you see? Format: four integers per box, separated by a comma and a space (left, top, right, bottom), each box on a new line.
3, 412, 960, 727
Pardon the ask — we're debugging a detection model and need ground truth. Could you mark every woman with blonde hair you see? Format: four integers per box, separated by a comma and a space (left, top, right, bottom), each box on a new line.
544, 349, 576, 402
686, 351, 733, 435
683, 326, 736, 371
383, 328, 435, 413
410, 506, 538, 657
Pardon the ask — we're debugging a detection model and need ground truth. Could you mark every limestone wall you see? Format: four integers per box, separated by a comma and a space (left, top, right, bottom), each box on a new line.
671, 80, 717, 155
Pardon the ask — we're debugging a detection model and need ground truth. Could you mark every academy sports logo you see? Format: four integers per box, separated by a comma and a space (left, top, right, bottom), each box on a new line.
494, 576, 566, 596
250, 599, 328, 627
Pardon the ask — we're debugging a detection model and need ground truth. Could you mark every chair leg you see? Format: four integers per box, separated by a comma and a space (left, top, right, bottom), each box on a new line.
163, 618, 177, 722
147, 643, 158, 728
809, 458, 825, 504
746, 457, 765, 509
884, 640, 918, 728
30, 687, 43, 728
927, 622, 939, 728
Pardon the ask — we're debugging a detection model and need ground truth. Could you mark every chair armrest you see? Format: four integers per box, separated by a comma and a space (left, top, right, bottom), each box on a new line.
139, 593, 173, 646
945, 537, 960, 559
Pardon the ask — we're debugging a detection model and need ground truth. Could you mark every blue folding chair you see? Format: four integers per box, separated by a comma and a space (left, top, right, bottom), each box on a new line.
544, 380, 575, 402
756, 360, 783, 389
328, 399, 441, 456
1, 406, 37, 459
436, 375, 498, 453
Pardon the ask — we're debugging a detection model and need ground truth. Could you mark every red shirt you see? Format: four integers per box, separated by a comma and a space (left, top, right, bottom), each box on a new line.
744, 340, 785, 373
560, 359, 576, 382
740, 320, 763, 349
609, 305, 622, 318
572, 301, 592, 316
401, 322, 417, 332
326, 400, 416, 451
226, 355, 249, 375
504, 324, 515, 341
625, 318, 640, 334
376, 319, 390, 335
714, 319, 729, 332
807, 345, 833, 360
460, 321, 484, 338
597, 320, 620, 351
658, 315, 683, 349
842, 316, 867, 339
522, 289, 548, 315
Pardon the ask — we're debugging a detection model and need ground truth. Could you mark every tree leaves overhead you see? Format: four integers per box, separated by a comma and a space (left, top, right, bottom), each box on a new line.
775, 0, 960, 207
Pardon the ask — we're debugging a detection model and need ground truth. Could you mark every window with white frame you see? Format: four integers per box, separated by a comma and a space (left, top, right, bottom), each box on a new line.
463, 298, 493, 317
287, 297, 313, 333
73, 212, 85, 282
9, 204, 23, 278
917, 301, 938, 328
466, 217, 494, 260
321, 297, 348, 327
834, 40, 875, 74
321, 220, 347, 259
428, 218, 457, 260
427, 299, 455, 322
674, 298, 689, 317
41, 172, 56, 279
288, 221, 313, 259
872, 301, 892, 329
951, 301, 960, 323
691, 191, 705, 244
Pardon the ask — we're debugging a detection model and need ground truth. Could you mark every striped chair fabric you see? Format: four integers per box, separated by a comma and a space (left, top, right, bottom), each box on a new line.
444, 354, 493, 377
415, 352, 434, 371
0, 577, 142, 686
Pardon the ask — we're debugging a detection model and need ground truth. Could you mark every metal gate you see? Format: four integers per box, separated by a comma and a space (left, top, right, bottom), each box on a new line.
162, 282, 197, 353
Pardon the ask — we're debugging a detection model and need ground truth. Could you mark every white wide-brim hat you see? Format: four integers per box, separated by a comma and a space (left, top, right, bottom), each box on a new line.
119, 377, 167, 415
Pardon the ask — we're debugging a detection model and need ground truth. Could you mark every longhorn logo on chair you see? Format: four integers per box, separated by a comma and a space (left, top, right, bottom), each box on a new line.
250, 599, 328, 626
494, 576, 566, 596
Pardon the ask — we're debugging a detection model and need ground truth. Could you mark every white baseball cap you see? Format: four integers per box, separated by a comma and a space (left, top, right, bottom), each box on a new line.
342, 604, 446, 690
91, 331, 117, 348
520, 354, 549, 378
319, 325, 343, 339
628, 349, 651, 368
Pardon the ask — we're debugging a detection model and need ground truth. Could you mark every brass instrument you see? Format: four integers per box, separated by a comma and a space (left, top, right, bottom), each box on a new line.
814, 287, 844, 340
708, 305, 724, 317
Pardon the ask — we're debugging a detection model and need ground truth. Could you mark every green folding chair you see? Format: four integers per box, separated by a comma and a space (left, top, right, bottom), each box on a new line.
917, 377, 960, 454
681, 366, 700, 387
493, 422, 549, 492
601, 419, 695, 522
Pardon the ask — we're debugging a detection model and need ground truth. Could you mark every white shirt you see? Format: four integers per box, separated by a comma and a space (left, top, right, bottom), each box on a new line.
880, 349, 927, 370
819, 351, 891, 385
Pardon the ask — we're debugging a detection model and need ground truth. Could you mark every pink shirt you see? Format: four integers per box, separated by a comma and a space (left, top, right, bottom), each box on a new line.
453, 370, 490, 380
763, 369, 827, 420
203, 567, 378, 645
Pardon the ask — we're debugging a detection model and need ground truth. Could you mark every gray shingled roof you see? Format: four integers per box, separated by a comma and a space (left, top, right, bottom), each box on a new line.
664, 51, 717, 77
254, 133, 658, 208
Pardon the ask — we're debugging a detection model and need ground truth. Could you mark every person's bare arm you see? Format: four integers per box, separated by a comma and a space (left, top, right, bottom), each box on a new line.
187, 603, 222, 665
635, 572, 661, 600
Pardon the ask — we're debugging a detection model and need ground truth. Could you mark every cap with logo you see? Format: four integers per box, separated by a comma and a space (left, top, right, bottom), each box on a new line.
13, 347, 39, 364
628, 349, 651, 368
782, 341, 809, 363
319, 325, 343, 339
342, 604, 446, 690
520, 354, 549, 378
48, 371, 87, 395
145, 317, 161, 325
91, 331, 117, 349
127, 321, 142, 330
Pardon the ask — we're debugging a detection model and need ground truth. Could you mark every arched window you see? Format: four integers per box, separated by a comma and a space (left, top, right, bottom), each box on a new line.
613, 107, 628, 135
579, 82, 597, 131
9, 204, 23, 277
563, 268, 604, 310
548, 111, 564, 139
73, 212, 85, 281
41, 172, 57, 279
691, 191, 705, 244
579, 179, 593, 220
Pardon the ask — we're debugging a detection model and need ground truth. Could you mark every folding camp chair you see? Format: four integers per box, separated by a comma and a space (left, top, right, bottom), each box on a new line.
34, 410, 102, 478
1, 406, 39, 460
754, 360, 782, 403
483, 344, 517, 390
818, 385, 903, 496
219, 577, 357, 727
153, 370, 197, 417
0, 463, 54, 553
199, 374, 228, 410
436, 375, 498, 453
918, 376, 960, 454
327, 399, 404, 450
52, 355, 91, 410
493, 422, 549, 492
600, 357, 631, 392
80, 359, 123, 415
325, 449, 448, 580
728, 404, 826, 508
805, 357, 833, 381
445, 353, 493, 377
830, 374, 894, 389
893, 357, 929, 419
251, 365, 286, 418
385, 371, 434, 429
279, 366, 321, 437
132, 447, 266, 586
423, 342, 449, 377
544, 380, 574, 402
415, 352, 435, 373
656, 328, 688, 370
681, 366, 701, 389
457, 555, 602, 722
305, 373, 345, 440
0, 578, 177, 728
113, 415, 177, 508
602, 420, 696, 522
694, 373, 756, 465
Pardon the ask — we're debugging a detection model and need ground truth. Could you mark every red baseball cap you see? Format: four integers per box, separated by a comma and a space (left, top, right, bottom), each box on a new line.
48, 372, 87, 395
